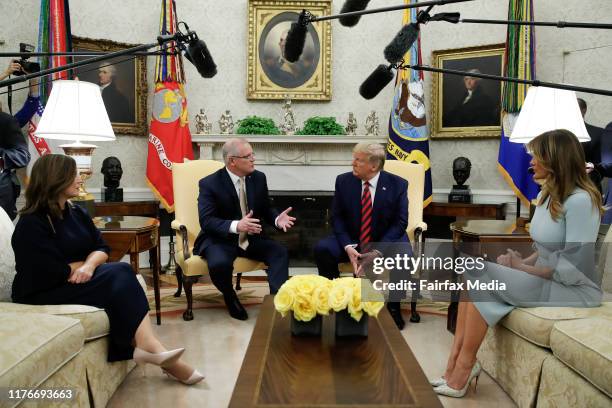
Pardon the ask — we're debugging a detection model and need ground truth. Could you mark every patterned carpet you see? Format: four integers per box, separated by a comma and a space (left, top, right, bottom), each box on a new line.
146, 281, 449, 320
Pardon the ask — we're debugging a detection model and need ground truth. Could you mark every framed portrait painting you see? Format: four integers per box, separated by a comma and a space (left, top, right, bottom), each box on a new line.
247, 0, 332, 100
431, 44, 505, 139
71, 36, 147, 135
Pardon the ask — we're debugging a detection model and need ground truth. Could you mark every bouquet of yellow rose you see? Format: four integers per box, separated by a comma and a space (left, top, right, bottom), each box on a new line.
274, 275, 385, 322
274, 274, 332, 322
328, 277, 385, 322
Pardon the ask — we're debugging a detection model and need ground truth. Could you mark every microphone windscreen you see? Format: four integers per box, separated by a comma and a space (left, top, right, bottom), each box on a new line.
186, 39, 217, 78
339, 0, 371, 27
284, 21, 308, 63
359, 64, 394, 100
384, 23, 419, 64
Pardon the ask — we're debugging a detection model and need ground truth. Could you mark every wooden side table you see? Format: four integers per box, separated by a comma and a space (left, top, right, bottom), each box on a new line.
424, 202, 508, 239
94, 216, 162, 325
447, 220, 532, 333
94, 200, 159, 218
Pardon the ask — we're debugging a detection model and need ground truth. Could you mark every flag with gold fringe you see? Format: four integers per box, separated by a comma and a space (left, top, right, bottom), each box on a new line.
387, 0, 432, 207
146, 0, 194, 211
497, 0, 539, 207
25, 0, 73, 165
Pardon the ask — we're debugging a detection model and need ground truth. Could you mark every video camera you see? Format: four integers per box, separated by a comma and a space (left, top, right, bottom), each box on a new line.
12, 43, 40, 76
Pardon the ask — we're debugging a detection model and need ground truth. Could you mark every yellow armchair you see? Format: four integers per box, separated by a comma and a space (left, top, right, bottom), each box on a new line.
339, 160, 428, 322
171, 160, 266, 321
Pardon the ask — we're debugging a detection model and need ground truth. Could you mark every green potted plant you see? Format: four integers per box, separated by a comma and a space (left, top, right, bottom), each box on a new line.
236, 116, 281, 135
296, 116, 345, 135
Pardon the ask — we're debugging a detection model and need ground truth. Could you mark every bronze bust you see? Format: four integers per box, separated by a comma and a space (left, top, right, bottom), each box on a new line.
449, 157, 472, 203
101, 156, 123, 202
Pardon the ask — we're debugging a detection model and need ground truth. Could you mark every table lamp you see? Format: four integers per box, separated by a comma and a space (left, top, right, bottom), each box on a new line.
509, 86, 590, 143
34, 80, 116, 203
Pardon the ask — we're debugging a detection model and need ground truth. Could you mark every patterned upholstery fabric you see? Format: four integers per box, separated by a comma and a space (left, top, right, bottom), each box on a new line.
0, 207, 16, 302
80, 337, 135, 408
537, 357, 611, 408
478, 324, 549, 408
501, 303, 612, 347
550, 317, 612, 397
0, 303, 109, 341
21, 350, 90, 408
0, 312, 83, 405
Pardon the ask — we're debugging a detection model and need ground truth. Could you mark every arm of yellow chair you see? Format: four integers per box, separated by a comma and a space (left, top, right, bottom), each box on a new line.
171, 219, 191, 261
415, 221, 427, 232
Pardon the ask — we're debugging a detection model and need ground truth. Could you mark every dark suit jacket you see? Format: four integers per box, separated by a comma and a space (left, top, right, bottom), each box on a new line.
193, 168, 279, 255
581, 123, 604, 164
101, 82, 131, 123
332, 171, 409, 250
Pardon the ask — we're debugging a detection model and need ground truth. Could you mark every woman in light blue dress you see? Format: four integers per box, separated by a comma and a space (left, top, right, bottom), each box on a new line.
432, 129, 604, 398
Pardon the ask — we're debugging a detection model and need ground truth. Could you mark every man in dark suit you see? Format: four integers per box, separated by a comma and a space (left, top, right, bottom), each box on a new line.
314, 143, 412, 329
444, 69, 499, 128
194, 138, 295, 320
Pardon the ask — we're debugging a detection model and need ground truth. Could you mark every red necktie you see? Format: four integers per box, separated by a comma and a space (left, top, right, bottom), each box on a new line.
360, 181, 372, 248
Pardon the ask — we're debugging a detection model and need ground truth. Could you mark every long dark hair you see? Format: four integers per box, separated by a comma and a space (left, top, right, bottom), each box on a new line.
527, 129, 603, 220
21, 154, 77, 219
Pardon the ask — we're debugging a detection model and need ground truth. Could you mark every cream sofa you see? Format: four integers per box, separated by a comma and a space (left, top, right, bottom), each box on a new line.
0, 208, 135, 407
478, 226, 612, 407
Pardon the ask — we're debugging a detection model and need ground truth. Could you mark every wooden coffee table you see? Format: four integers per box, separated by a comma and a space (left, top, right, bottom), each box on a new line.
230, 296, 442, 407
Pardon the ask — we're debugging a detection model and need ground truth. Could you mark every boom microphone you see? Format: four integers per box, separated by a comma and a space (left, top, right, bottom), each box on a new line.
384, 22, 420, 64
359, 64, 395, 99
284, 10, 310, 63
183, 33, 217, 78
339, 0, 371, 27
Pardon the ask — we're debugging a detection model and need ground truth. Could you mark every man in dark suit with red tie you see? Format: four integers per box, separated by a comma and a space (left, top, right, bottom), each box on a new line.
193, 138, 295, 320
314, 143, 412, 329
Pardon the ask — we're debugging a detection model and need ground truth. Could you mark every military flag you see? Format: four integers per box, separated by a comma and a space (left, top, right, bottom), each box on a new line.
387, 0, 432, 206
146, 0, 194, 211
497, 0, 539, 207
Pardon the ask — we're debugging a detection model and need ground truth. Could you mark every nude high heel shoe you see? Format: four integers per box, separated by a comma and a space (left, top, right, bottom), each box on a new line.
162, 368, 205, 385
133, 348, 185, 376
434, 362, 481, 398
430, 361, 481, 388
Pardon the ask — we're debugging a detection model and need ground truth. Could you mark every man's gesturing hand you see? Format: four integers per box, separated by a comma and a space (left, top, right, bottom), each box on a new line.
237, 210, 262, 234
277, 207, 296, 232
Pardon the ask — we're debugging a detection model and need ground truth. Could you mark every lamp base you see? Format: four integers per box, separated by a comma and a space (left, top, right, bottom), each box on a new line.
60, 142, 97, 202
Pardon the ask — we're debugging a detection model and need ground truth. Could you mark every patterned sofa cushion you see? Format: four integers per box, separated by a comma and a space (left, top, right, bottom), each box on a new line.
0, 303, 109, 341
501, 303, 612, 347
550, 317, 612, 398
0, 312, 83, 395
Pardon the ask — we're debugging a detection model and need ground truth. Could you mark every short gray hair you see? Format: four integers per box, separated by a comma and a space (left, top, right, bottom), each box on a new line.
353, 142, 386, 170
99, 64, 117, 77
222, 138, 249, 164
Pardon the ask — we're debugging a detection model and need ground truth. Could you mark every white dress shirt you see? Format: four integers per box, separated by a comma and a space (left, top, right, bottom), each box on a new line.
226, 168, 279, 234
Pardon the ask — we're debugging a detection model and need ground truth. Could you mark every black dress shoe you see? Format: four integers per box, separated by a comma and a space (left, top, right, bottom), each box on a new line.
387, 302, 405, 330
224, 292, 248, 320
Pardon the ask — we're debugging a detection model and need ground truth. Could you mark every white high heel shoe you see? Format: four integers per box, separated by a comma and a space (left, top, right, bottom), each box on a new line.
163, 368, 205, 385
434, 362, 481, 398
429, 361, 481, 388
133, 348, 185, 369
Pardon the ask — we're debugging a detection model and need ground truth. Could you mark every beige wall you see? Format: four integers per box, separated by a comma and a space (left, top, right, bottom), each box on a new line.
2, 0, 611, 198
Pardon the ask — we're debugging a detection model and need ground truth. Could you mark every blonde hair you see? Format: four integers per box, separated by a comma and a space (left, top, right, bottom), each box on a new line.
353, 142, 386, 171
527, 129, 603, 220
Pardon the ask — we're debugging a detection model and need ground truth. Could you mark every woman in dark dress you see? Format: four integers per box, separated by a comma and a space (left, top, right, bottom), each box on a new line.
11, 154, 203, 385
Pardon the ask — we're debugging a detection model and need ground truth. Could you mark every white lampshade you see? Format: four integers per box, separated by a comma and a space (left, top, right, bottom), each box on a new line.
34, 80, 116, 142
509, 86, 590, 143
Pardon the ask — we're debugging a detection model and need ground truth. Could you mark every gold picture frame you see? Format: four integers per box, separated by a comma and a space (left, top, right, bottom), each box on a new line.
72, 36, 148, 135
247, 0, 332, 100
431, 44, 505, 139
